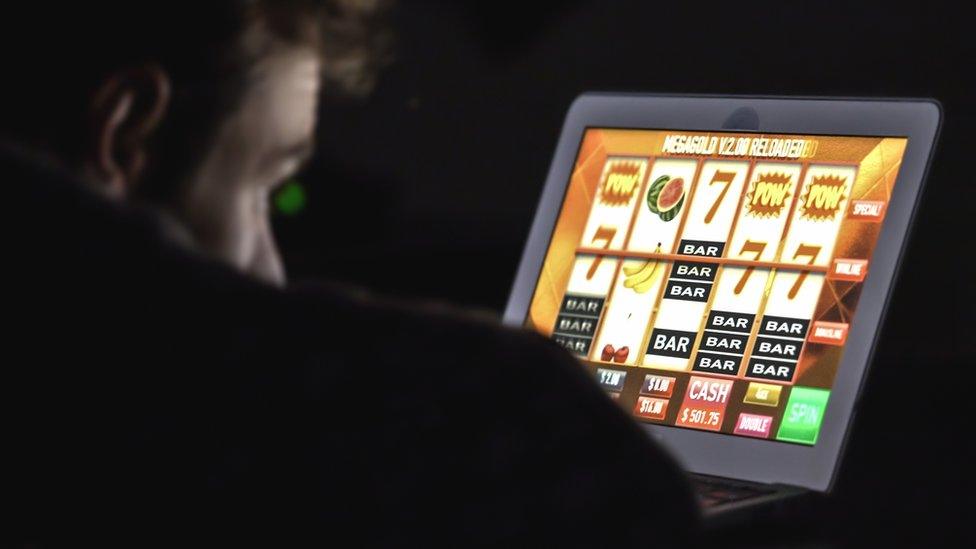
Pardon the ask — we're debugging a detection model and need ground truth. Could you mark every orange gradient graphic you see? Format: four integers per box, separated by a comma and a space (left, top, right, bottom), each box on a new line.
527, 129, 907, 394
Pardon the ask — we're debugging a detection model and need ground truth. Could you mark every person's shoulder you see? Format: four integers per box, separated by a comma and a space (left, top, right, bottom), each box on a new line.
279, 280, 618, 446
285, 279, 572, 367
283, 281, 701, 544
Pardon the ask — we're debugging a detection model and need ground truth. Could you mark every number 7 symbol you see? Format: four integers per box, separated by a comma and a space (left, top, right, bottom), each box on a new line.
586, 226, 618, 280
704, 170, 736, 224
788, 244, 822, 299
734, 240, 767, 294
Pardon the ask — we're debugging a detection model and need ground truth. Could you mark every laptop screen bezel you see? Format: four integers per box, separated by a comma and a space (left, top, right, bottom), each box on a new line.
502, 94, 941, 492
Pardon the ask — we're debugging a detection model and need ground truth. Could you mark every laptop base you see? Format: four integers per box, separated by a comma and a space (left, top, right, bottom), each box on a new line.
691, 473, 809, 527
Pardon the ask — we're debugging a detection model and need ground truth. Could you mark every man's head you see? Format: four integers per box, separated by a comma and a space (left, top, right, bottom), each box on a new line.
1, 1, 390, 285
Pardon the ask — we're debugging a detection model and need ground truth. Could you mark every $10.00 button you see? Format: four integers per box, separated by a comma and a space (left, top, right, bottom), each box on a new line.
633, 396, 669, 421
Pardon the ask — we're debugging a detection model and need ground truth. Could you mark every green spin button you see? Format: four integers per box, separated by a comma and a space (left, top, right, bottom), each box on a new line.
776, 387, 830, 445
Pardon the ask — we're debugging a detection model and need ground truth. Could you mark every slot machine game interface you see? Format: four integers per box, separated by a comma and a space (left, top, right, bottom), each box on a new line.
527, 128, 907, 445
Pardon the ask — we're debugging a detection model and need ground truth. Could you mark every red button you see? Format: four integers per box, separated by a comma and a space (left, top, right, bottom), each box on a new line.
828, 259, 868, 282
640, 374, 676, 398
633, 396, 669, 421
808, 321, 849, 345
849, 200, 887, 221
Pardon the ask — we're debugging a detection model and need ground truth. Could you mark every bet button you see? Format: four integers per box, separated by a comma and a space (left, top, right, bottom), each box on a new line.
743, 382, 782, 407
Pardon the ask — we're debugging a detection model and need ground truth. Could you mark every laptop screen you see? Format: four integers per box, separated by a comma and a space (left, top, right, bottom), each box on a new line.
526, 128, 908, 445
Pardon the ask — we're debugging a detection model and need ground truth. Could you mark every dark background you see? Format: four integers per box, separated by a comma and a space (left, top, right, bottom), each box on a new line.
276, 1, 971, 545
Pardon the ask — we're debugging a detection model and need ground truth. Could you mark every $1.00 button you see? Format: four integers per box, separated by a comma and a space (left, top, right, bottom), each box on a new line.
640, 374, 676, 398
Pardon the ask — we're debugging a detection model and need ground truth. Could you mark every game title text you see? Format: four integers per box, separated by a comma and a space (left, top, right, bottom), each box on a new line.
661, 134, 818, 159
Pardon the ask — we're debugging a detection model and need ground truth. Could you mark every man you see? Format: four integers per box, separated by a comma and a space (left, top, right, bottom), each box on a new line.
1, 2, 697, 546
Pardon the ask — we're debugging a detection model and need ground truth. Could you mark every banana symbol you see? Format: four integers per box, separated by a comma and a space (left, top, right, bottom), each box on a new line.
622, 244, 664, 294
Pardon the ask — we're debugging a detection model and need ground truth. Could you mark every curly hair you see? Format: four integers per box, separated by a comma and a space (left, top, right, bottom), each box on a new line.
246, 0, 394, 96
0, 1, 393, 158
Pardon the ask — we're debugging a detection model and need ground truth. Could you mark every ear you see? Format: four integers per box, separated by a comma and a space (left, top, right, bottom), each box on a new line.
87, 65, 171, 197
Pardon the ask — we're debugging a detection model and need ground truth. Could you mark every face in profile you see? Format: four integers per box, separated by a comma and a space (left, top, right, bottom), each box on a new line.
172, 48, 322, 286
89, 44, 322, 287
38, 3, 391, 286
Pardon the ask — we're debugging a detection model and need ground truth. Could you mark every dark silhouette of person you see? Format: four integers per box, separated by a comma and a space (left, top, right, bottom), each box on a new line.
1, 2, 697, 546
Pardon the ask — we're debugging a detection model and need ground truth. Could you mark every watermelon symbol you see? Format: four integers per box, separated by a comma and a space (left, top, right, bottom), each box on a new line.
646, 175, 685, 222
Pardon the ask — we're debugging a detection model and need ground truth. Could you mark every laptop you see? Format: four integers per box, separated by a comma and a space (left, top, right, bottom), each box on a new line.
503, 94, 941, 519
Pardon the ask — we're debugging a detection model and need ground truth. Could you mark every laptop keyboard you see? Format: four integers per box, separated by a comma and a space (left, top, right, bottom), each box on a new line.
691, 475, 776, 508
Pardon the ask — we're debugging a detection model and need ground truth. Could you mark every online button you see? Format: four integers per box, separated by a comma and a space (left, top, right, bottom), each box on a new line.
828, 258, 868, 282
808, 321, 849, 345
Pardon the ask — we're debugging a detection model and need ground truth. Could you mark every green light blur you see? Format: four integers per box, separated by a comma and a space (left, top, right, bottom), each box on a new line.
275, 180, 307, 216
